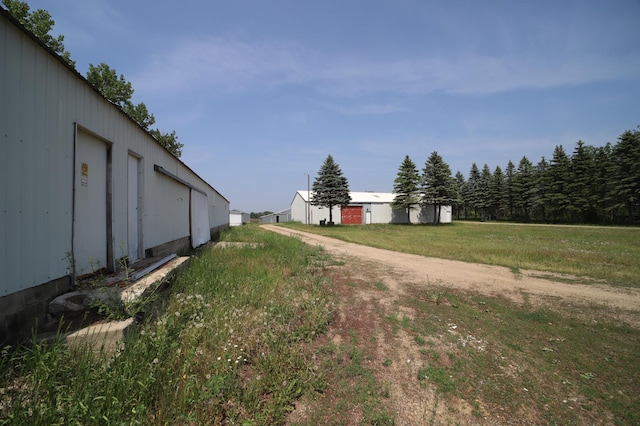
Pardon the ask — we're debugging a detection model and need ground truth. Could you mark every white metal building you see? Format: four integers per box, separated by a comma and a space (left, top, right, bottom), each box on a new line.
290, 191, 452, 225
259, 209, 292, 224
0, 9, 230, 343
229, 210, 250, 227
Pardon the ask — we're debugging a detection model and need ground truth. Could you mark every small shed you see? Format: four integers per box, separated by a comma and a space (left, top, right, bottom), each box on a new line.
229, 210, 250, 227
259, 209, 292, 224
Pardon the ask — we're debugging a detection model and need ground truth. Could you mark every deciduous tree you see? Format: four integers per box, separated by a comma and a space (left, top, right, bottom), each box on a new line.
2, 0, 74, 66
86, 63, 183, 157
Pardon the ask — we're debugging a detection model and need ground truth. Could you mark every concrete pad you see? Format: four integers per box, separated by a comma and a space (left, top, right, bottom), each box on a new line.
65, 318, 135, 356
119, 256, 189, 305
46, 255, 190, 357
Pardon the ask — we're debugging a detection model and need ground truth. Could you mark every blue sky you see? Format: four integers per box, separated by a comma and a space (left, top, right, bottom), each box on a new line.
22, 0, 640, 212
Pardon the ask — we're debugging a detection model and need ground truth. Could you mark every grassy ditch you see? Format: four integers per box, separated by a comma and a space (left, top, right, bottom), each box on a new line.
0, 226, 337, 425
282, 221, 640, 286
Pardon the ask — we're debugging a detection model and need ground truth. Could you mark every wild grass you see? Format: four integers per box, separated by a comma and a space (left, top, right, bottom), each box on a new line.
3, 223, 638, 424
283, 221, 640, 286
392, 287, 640, 425
0, 226, 335, 425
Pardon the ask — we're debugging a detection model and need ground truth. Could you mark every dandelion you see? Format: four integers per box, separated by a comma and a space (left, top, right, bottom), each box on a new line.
152, 358, 159, 364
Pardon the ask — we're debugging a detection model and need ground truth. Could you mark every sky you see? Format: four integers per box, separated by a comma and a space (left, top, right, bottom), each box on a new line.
19, 0, 640, 213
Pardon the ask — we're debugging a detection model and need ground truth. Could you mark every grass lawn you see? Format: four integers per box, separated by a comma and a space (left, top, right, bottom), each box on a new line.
282, 221, 640, 287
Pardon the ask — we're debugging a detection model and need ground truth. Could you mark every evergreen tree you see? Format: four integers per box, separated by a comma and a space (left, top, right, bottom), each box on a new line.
611, 128, 640, 222
311, 155, 351, 223
504, 161, 516, 220
464, 163, 482, 218
593, 143, 615, 222
569, 141, 596, 222
546, 145, 571, 221
489, 166, 505, 220
452, 171, 466, 219
479, 164, 492, 219
532, 157, 550, 221
422, 152, 455, 224
391, 155, 421, 224
513, 156, 534, 220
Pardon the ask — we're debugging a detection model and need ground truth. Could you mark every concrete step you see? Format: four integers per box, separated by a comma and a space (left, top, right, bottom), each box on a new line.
43, 255, 190, 356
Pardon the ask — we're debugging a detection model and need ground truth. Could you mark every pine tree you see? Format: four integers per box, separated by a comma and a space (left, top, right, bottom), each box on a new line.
611, 128, 640, 222
464, 163, 482, 218
532, 157, 550, 221
391, 155, 421, 224
513, 156, 534, 220
311, 155, 351, 224
479, 164, 492, 219
504, 161, 516, 220
452, 171, 466, 219
489, 166, 505, 220
569, 141, 596, 222
546, 145, 571, 221
593, 143, 615, 222
422, 151, 455, 224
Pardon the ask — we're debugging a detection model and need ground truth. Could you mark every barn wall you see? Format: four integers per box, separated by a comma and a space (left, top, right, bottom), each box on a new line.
0, 11, 229, 343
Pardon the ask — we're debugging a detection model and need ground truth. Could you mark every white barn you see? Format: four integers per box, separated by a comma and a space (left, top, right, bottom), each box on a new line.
0, 9, 230, 344
290, 191, 452, 225
229, 210, 250, 227
259, 209, 292, 224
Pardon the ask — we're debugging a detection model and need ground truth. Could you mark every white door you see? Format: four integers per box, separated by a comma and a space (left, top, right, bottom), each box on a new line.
74, 131, 108, 274
127, 154, 141, 261
190, 190, 210, 248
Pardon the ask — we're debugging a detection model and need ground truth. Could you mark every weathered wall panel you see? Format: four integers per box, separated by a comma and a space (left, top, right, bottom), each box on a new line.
1, 9, 229, 329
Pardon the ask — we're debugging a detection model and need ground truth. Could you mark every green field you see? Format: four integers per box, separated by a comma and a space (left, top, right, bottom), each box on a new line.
283, 221, 640, 287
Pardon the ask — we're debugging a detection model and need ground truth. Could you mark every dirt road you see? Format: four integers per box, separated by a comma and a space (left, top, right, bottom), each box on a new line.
261, 224, 640, 314
260, 225, 639, 424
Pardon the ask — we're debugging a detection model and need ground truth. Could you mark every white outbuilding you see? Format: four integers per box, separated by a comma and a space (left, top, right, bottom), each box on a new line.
290, 191, 452, 225
0, 9, 230, 344
259, 209, 292, 224
229, 210, 251, 227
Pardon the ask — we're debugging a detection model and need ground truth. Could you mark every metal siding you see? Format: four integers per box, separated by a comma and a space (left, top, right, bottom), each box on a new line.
1, 21, 74, 294
1, 14, 229, 299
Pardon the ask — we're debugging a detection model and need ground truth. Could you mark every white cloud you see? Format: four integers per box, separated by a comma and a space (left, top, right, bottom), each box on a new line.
133, 35, 640, 99
323, 102, 410, 116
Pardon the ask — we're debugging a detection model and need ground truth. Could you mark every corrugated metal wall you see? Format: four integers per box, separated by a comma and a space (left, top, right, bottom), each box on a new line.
1, 12, 229, 297
1, 17, 75, 295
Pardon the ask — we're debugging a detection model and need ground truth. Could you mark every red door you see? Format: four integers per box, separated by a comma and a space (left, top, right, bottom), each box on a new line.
341, 206, 363, 225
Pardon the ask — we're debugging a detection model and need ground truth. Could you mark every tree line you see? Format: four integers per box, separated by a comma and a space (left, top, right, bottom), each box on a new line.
311, 127, 639, 225
3, 0, 183, 157
398, 128, 640, 225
